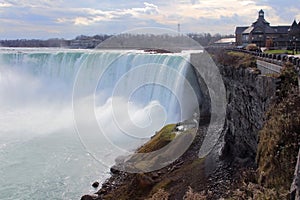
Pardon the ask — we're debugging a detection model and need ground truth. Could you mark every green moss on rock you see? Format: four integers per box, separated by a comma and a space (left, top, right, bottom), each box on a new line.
138, 124, 176, 153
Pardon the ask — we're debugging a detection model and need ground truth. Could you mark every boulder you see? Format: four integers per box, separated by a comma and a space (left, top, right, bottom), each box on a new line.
92, 181, 99, 188
81, 194, 99, 200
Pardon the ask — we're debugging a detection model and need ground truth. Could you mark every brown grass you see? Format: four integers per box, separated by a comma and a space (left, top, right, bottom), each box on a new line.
147, 189, 169, 200
277, 62, 299, 98
211, 50, 257, 69
256, 62, 300, 191
225, 60, 299, 200
226, 169, 289, 200
183, 187, 207, 200
256, 89, 300, 190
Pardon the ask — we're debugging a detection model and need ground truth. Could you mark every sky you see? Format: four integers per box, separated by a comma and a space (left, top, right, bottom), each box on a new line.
0, 0, 300, 39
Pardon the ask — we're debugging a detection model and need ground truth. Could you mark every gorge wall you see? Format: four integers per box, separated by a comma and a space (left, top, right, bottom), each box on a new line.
190, 52, 277, 164
219, 65, 277, 163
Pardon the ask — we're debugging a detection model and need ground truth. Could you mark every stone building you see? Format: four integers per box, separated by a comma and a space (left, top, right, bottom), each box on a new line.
235, 10, 300, 49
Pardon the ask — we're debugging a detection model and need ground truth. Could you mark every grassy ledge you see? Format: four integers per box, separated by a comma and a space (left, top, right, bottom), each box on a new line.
138, 124, 176, 153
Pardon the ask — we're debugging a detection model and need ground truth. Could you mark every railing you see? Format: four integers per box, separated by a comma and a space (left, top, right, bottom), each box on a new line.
228, 49, 300, 74
256, 60, 282, 74
229, 48, 300, 93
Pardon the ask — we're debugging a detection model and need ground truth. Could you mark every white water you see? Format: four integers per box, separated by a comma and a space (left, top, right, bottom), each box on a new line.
0, 48, 199, 199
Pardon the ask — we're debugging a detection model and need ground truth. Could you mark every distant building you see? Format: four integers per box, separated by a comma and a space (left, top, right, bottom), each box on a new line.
213, 38, 236, 47
235, 10, 300, 49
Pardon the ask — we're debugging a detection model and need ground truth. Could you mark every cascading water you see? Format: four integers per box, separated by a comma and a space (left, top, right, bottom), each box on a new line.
0, 48, 200, 199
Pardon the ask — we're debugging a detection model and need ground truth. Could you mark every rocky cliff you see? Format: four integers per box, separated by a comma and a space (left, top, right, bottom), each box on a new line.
190, 52, 277, 164
219, 65, 277, 164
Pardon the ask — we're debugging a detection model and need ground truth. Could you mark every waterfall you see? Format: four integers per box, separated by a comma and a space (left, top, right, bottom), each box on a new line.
0, 49, 198, 123
0, 48, 200, 200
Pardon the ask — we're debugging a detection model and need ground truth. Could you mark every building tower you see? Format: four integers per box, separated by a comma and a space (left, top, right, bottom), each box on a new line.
258, 9, 264, 19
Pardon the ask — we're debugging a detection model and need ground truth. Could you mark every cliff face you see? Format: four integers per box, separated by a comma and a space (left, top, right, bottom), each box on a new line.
219, 65, 277, 163
190, 52, 277, 164
82, 55, 279, 200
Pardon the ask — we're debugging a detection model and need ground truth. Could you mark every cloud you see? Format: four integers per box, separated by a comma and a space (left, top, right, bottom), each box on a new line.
0, 0, 299, 39
240, 0, 255, 6
287, 7, 300, 22
0, 0, 62, 8
0, 2, 13, 7
143, 2, 159, 14
55, 2, 159, 26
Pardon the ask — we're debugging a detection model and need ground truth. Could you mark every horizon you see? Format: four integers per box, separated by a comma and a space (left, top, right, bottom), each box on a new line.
0, 32, 235, 41
0, 0, 299, 40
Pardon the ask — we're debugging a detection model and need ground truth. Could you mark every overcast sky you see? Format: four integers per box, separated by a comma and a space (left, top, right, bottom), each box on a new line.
0, 0, 299, 39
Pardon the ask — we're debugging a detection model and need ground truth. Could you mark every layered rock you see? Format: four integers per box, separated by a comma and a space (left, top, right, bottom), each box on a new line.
220, 65, 277, 163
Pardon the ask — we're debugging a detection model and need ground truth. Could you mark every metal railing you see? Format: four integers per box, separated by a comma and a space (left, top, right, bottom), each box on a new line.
228, 49, 300, 73
226, 48, 300, 92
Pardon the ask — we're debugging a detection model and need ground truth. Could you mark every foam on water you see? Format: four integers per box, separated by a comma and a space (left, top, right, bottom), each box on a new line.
0, 48, 200, 199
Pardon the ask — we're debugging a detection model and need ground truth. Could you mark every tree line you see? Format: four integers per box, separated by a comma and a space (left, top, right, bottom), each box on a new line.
0, 33, 234, 48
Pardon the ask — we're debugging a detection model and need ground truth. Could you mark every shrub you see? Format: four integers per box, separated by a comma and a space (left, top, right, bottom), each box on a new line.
277, 62, 298, 98
147, 189, 169, 200
256, 90, 300, 190
212, 50, 257, 68
246, 43, 259, 51
183, 187, 206, 200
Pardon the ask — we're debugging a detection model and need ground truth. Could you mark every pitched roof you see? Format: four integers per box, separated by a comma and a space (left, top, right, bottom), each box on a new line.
235, 10, 296, 36
242, 25, 276, 34
272, 26, 290, 34
235, 26, 248, 34
264, 26, 277, 34
243, 26, 254, 34
292, 20, 298, 27
215, 38, 236, 44
289, 20, 300, 33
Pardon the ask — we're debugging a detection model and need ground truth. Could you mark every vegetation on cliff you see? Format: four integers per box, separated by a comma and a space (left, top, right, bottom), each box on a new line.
227, 62, 300, 199
137, 124, 176, 153
211, 50, 257, 69
95, 123, 209, 200
257, 63, 300, 191
257, 89, 300, 191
